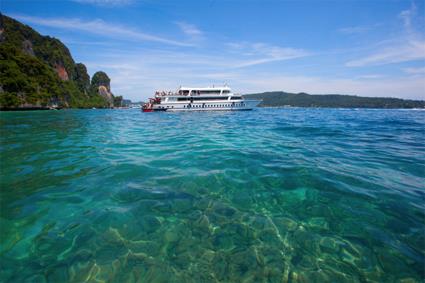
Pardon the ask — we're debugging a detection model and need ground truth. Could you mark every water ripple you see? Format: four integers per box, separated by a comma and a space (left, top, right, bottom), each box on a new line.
0, 108, 424, 282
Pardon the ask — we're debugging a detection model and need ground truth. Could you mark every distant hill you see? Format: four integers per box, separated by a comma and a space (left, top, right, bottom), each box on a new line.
0, 14, 118, 110
243, 91, 425, 109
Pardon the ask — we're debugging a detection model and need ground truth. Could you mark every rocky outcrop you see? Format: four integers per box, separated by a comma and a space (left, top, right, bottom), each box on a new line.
91, 71, 111, 91
98, 85, 114, 107
74, 63, 90, 94
55, 63, 69, 81
0, 14, 115, 109
0, 14, 4, 42
22, 40, 34, 56
91, 71, 114, 107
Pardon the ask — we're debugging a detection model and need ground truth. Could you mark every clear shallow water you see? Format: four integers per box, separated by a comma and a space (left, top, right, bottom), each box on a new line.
0, 108, 424, 282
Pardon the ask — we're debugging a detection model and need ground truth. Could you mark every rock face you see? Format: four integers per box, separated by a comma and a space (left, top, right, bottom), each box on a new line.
22, 40, 34, 56
91, 71, 111, 92
91, 71, 114, 107
75, 63, 90, 94
0, 14, 4, 42
98, 85, 114, 107
55, 63, 69, 81
0, 13, 115, 109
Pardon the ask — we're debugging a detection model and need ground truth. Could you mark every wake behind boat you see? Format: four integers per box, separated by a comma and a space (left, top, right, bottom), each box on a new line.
142, 86, 261, 112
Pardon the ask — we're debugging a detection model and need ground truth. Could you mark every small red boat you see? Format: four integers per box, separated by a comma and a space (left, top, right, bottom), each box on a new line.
142, 97, 159, 112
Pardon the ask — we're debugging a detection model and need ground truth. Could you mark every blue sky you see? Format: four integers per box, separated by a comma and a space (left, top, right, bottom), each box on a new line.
2, 0, 425, 101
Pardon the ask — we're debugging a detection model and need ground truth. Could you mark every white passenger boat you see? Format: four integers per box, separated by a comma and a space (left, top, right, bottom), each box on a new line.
142, 86, 261, 112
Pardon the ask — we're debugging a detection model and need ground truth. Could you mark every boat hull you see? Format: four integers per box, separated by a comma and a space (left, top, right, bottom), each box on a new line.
145, 99, 261, 112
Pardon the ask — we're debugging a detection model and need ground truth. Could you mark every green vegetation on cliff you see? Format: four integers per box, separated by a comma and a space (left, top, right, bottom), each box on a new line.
0, 14, 114, 109
91, 71, 111, 90
74, 63, 91, 94
244, 91, 425, 109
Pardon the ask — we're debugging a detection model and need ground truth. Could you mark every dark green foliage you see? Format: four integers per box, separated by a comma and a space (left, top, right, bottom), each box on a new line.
1, 15, 76, 79
0, 44, 63, 108
74, 63, 90, 94
0, 14, 114, 109
114, 95, 123, 107
90, 71, 111, 97
244, 92, 425, 109
91, 71, 110, 90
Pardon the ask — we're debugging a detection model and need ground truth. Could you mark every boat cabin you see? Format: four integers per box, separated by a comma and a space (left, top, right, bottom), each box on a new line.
177, 86, 231, 96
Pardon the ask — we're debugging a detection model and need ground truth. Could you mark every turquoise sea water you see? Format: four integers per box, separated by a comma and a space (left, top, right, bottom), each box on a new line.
0, 108, 424, 282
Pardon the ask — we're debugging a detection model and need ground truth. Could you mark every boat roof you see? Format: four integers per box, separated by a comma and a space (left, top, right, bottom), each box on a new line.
178, 86, 231, 91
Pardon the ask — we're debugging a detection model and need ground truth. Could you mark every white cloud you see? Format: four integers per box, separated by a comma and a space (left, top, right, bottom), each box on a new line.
338, 26, 371, 34
356, 74, 385, 79
71, 0, 133, 6
227, 42, 310, 68
174, 21, 204, 44
345, 3, 425, 67
402, 66, 425, 75
10, 14, 192, 47
399, 2, 416, 31
337, 23, 383, 35
346, 39, 425, 67
175, 22, 203, 37
84, 48, 425, 101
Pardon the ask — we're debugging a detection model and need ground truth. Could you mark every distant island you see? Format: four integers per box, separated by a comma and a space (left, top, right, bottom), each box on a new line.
244, 91, 425, 109
0, 14, 124, 110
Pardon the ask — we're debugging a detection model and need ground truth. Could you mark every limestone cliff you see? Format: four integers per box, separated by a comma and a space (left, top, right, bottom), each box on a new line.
75, 63, 90, 94
91, 71, 114, 107
0, 14, 115, 109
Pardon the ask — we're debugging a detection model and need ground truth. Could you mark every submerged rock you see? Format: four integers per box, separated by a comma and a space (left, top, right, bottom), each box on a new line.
306, 217, 329, 231
213, 230, 234, 250
138, 215, 162, 234
212, 202, 237, 217
319, 237, 342, 254
274, 216, 299, 233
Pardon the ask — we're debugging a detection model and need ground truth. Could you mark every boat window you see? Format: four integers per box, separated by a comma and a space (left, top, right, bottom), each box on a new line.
190, 97, 227, 101
223, 90, 230, 94
231, 96, 242, 100
198, 90, 221, 95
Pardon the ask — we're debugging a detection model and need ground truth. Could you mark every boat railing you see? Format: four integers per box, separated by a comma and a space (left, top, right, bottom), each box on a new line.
154, 91, 237, 97
155, 91, 187, 97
